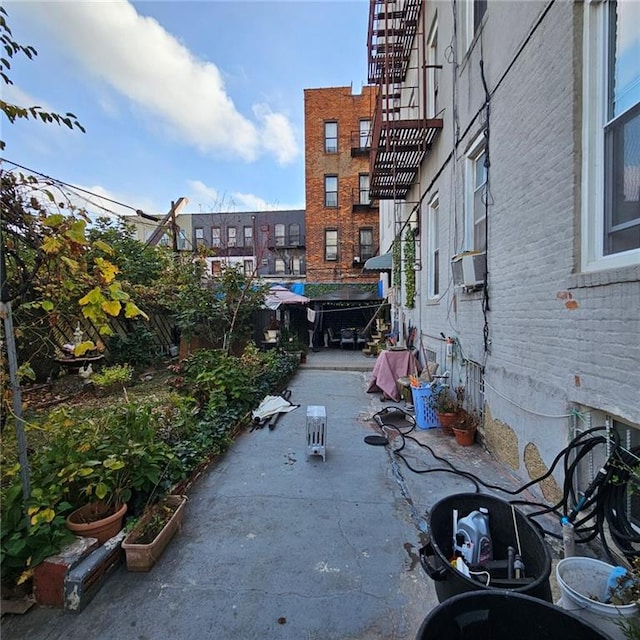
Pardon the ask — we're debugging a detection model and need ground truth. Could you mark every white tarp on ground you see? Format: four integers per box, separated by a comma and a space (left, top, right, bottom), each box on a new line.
264, 285, 310, 310
251, 395, 299, 421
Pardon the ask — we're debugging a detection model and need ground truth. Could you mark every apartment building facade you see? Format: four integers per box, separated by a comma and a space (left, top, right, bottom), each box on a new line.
304, 85, 381, 286
367, 0, 639, 497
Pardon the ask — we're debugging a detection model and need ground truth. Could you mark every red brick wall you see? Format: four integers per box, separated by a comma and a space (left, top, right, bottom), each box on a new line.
304, 86, 379, 284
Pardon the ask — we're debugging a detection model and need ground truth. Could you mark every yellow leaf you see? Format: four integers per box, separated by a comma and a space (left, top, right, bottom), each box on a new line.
74, 341, 95, 356
41, 236, 62, 254
17, 569, 34, 585
101, 300, 121, 316
60, 256, 80, 271
108, 282, 129, 300
93, 239, 114, 255
125, 302, 148, 320
79, 287, 103, 306
95, 258, 119, 283
41, 300, 54, 311
27, 506, 39, 516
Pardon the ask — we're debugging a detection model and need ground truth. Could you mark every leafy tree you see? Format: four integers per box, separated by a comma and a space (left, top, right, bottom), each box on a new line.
0, 6, 84, 151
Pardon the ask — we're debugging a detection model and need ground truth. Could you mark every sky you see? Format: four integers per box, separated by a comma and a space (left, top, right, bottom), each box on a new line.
1, 0, 371, 221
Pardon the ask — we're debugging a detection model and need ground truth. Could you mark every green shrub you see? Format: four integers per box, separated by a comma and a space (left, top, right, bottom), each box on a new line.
106, 324, 157, 369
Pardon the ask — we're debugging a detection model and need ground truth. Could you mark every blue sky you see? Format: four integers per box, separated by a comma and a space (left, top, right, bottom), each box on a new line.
2, 0, 370, 219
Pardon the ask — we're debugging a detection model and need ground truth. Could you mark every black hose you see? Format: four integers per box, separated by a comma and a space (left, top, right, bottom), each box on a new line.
371, 409, 638, 561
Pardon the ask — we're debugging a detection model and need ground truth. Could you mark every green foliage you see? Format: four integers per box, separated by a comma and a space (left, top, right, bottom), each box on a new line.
0, 483, 75, 587
86, 217, 167, 287
90, 363, 133, 389
393, 236, 402, 290
106, 323, 157, 369
1, 341, 298, 590
404, 228, 416, 309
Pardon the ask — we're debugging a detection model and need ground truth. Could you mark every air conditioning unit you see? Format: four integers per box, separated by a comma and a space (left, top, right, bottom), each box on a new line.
451, 251, 486, 289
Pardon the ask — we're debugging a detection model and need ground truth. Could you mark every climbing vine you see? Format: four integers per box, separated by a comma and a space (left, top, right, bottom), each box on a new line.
404, 228, 416, 309
392, 236, 401, 291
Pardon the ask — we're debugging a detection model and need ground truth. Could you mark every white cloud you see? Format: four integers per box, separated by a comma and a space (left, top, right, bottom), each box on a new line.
187, 179, 302, 213
24, 0, 299, 165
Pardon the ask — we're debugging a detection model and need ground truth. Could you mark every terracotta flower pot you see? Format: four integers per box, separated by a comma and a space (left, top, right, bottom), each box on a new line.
66, 502, 128, 544
436, 412, 460, 436
122, 495, 187, 572
452, 426, 476, 446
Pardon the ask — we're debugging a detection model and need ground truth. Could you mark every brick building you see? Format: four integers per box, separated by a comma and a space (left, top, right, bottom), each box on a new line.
303, 86, 380, 286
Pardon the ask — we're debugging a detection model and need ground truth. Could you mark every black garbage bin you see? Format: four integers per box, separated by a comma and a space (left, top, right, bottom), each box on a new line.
415, 590, 615, 640
420, 492, 553, 603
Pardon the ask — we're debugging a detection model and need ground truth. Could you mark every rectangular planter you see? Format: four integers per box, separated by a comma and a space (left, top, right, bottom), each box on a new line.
121, 495, 187, 572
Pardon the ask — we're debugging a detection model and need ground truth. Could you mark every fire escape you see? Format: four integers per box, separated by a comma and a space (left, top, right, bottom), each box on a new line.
367, 0, 442, 201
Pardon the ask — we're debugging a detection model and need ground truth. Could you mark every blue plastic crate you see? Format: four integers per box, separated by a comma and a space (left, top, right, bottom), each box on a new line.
411, 384, 439, 430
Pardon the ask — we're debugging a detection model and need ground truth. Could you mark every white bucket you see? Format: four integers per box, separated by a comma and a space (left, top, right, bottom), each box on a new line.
556, 556, 639, 640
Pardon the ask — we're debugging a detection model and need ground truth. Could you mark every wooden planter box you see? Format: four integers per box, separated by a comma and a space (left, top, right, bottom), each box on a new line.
121, 495, 187, 572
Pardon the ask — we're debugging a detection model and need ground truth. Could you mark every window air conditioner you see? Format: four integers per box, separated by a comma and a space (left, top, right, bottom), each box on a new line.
451, 251, 486, 289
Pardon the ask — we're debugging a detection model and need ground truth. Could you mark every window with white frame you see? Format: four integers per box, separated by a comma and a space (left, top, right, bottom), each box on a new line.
427, 18, 439, 119
461, 0, 486, 51
359, 174, 370, 204
325, 175, 338, 207
243, 260, 253, 276
212, 226, 221, 248
427, 195, 440, 298
195, 227, 205, 247
465, 135, 487, 253
325, 229, 338, 261
274, 223, 285, 246
359, 119, 371, 148
325, 121, 338, 153
582, 0, 640, 271
274, 258, 285, 275
292, 256, 301, 274
227, 226, 237, 247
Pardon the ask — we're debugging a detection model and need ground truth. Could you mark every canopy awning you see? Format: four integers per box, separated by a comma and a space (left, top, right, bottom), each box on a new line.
363, 252, 393, 271
264, 285, 310, 310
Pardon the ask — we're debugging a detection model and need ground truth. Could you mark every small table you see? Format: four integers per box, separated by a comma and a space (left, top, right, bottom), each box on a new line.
367, 349, 421, 402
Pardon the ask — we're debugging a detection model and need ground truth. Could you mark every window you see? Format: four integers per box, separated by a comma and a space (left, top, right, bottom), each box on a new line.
211, 260, 222, 276
243, 226, 253, 248
359, 174, 370, 204
465, 135, 487, 252
325, 121, 338, 153
289, 223, 300, 245
227, 226, 237, 247
274, 223, 285, 247
243, 259, 253, 276
427, 18, 439, 119
325, 229, 338, 261
583, 0, 640, 270
461, 0, 486, 50
359, 228, 374, 262
292, 257, 301, 275
359, 119, 371, 148
427, 195, 440, 298
274, 258, 285, 274
212, 227, 221, 248
195, 227, 205, 247
325, 175, 338, 207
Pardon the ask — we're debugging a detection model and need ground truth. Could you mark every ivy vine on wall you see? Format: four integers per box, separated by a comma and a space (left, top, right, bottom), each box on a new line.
392, 236, 401, 292
404, 228, 416, 309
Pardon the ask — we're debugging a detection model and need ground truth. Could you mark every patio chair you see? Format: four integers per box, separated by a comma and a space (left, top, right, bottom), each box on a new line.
340, 328, 356, 350
326, 327, 341, 347
356, 328, 368, 349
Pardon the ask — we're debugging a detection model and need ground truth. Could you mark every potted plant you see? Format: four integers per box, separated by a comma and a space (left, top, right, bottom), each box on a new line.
452, 409, 481, 446
53, 404, 182, 545
429, 385, 465, 436
121, 494, 188, 571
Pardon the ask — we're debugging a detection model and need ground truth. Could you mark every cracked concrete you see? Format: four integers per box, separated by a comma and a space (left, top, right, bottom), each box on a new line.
2, 349, 561, 639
